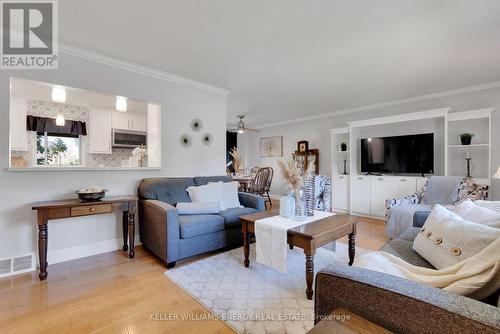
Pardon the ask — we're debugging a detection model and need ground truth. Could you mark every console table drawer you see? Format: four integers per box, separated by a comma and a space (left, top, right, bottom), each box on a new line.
71, 204, 112, 217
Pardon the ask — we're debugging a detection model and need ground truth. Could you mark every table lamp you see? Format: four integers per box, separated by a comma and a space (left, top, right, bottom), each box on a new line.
495, 166, 500, 179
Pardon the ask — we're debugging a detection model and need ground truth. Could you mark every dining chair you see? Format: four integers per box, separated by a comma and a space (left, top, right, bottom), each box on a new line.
263, 167, 274, 209
248, 167, 273, 209
248, 167, 272, 209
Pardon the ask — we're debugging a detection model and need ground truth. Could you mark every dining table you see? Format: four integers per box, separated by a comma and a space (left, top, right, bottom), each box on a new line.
232, 175, 254, 192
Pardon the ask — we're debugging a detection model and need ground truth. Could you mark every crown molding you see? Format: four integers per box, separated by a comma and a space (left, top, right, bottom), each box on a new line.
255, 80, 500, 129
59, 44, 231, 96
1, 34, 230, 95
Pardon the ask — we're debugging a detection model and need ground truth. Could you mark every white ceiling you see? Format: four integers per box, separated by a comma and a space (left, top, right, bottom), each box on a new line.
11, 77, 148, 113
59, 0, 500, 126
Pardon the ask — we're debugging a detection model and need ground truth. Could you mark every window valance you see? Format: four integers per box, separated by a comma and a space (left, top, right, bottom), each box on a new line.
26, 115, 87, 136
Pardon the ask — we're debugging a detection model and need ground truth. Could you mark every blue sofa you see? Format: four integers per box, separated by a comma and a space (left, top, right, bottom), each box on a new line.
138, 176, 265, 267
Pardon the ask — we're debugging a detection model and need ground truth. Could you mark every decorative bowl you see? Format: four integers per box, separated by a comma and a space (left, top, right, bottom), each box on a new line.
77, 190, 108, 202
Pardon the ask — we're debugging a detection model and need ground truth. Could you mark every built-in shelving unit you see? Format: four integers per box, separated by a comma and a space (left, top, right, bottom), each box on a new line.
445, 108, 493, 186
330, 107, 495, 218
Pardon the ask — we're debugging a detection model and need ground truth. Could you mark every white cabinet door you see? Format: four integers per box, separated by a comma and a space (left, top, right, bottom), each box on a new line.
112, 112, 130, 130
332, 175, 349, 211
10, 97, 27, 151
350, 176, 371, 214
392, 177, 417, 198
89, 109, 112, 154
370, 176, 393, 217
129, 113, 147, 132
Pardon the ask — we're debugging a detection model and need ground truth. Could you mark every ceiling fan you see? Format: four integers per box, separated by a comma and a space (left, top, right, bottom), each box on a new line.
228, 115, 259, 133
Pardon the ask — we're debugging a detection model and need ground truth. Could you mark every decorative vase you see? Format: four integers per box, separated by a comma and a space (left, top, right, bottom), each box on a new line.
292, 187, 306, 221
279, 192, 295, 218
304, 174, 315, 216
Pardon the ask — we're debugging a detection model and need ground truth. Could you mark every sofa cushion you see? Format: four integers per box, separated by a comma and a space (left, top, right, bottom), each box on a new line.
139, 178, 195, 205
178, 214, 225, 239
398, 227, 421, 242
176, 202, 220, 214
380, 239, 435, 269
219, 207, 259, 228
452, 200, 500, 228
208, 181, 242, 210
194, 176, 232, 186
413, 204, 500, 269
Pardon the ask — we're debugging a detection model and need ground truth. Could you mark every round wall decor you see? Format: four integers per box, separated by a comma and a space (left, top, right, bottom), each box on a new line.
191, 119, 202, 132
180, 134, 192, 147
202, 133, 213, 145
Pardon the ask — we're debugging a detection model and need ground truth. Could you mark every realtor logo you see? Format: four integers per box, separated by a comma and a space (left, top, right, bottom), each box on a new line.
1, 0, 58, 69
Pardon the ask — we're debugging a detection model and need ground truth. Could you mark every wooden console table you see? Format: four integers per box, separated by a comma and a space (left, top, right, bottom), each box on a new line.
32, 196, 138, 281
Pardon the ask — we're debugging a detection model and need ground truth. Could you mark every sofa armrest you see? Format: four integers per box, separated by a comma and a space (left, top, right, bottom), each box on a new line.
413, 210, 431, 228
315, 263, 500, 333
238, 192, 265, 211
139, 199, 180, 264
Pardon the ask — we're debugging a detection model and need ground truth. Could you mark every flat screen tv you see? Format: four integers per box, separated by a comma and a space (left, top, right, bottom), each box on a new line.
361, 133, 434, 175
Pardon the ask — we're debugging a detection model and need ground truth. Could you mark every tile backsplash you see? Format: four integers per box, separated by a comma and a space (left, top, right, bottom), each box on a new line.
11, 100, 146, 168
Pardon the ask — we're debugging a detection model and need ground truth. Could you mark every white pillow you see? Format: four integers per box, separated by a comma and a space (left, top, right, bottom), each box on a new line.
413, 205, 500, 269
176, 202, 220, 214
208, 181, 242, 210
452, 200, 500, 228
186, 183, 223, 206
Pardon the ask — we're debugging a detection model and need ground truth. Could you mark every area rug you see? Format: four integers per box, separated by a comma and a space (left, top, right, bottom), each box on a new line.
165, 243, 367, 334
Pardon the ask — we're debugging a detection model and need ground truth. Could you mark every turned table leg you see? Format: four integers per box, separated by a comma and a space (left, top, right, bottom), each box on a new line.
37, 210, 48, 281
128, 211, 135, 259
348, 232, 356, 266
122, 211, 129, 252
243, 231, 250, 268
305, 253, 315, 300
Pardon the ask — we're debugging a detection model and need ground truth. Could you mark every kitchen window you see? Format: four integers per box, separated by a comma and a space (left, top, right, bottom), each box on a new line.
37, 132, 81, 166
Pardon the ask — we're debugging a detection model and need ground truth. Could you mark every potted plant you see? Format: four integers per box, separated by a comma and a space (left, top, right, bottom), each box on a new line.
460, 133, 474, 145
340, 142, 348, 151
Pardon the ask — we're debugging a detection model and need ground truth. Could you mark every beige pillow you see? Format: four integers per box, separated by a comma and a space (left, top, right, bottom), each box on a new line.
452, 200, 500, 228
413, 205, 500, 269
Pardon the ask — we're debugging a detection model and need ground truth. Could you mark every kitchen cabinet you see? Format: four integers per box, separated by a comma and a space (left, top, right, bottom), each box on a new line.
89, 108, 112, 154
10, 97, 28, 151
112, 112, 147, 132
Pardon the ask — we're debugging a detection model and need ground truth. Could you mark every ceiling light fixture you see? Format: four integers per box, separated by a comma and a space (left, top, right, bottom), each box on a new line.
51, 87, 66, 103
116, 96, 127, 112
56, 113, 65, 126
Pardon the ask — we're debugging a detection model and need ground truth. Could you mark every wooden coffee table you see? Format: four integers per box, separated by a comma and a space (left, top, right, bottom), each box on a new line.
240, 210, 358, 300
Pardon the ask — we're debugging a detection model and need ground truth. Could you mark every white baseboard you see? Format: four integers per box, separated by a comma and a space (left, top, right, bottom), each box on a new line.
47, 235, 141, 265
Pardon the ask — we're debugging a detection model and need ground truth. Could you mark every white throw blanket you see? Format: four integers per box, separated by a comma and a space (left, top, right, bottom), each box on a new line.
354, 237, 500, 300
255, 211, 333, 272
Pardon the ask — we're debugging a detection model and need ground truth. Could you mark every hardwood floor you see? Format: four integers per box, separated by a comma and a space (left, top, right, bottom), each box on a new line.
0, 202, 387, 334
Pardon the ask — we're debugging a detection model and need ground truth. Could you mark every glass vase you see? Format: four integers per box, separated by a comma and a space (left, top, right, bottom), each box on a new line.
292, 187, 306, 221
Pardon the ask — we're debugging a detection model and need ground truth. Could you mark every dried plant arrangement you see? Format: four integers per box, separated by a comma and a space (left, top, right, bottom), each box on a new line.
278, 160, 315, 218
230, 147, 242, 173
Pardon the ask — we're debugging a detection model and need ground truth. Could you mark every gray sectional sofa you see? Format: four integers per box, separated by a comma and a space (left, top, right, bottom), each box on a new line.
138, 176, 265, 267
314, 211, 500, 333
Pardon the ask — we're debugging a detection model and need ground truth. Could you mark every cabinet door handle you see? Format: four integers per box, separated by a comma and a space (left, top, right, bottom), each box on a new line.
378, 178, 384, 181
400, 179, 407, 182
358, 177, 363, 180
131, 120, 134, 129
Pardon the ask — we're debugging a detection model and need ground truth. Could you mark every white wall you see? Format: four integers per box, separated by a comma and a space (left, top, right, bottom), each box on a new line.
0, 52, 227, 262
240, 86, 500, 199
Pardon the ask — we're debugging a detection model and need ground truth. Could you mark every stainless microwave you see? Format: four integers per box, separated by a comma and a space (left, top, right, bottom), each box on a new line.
112, 129, 147, 148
